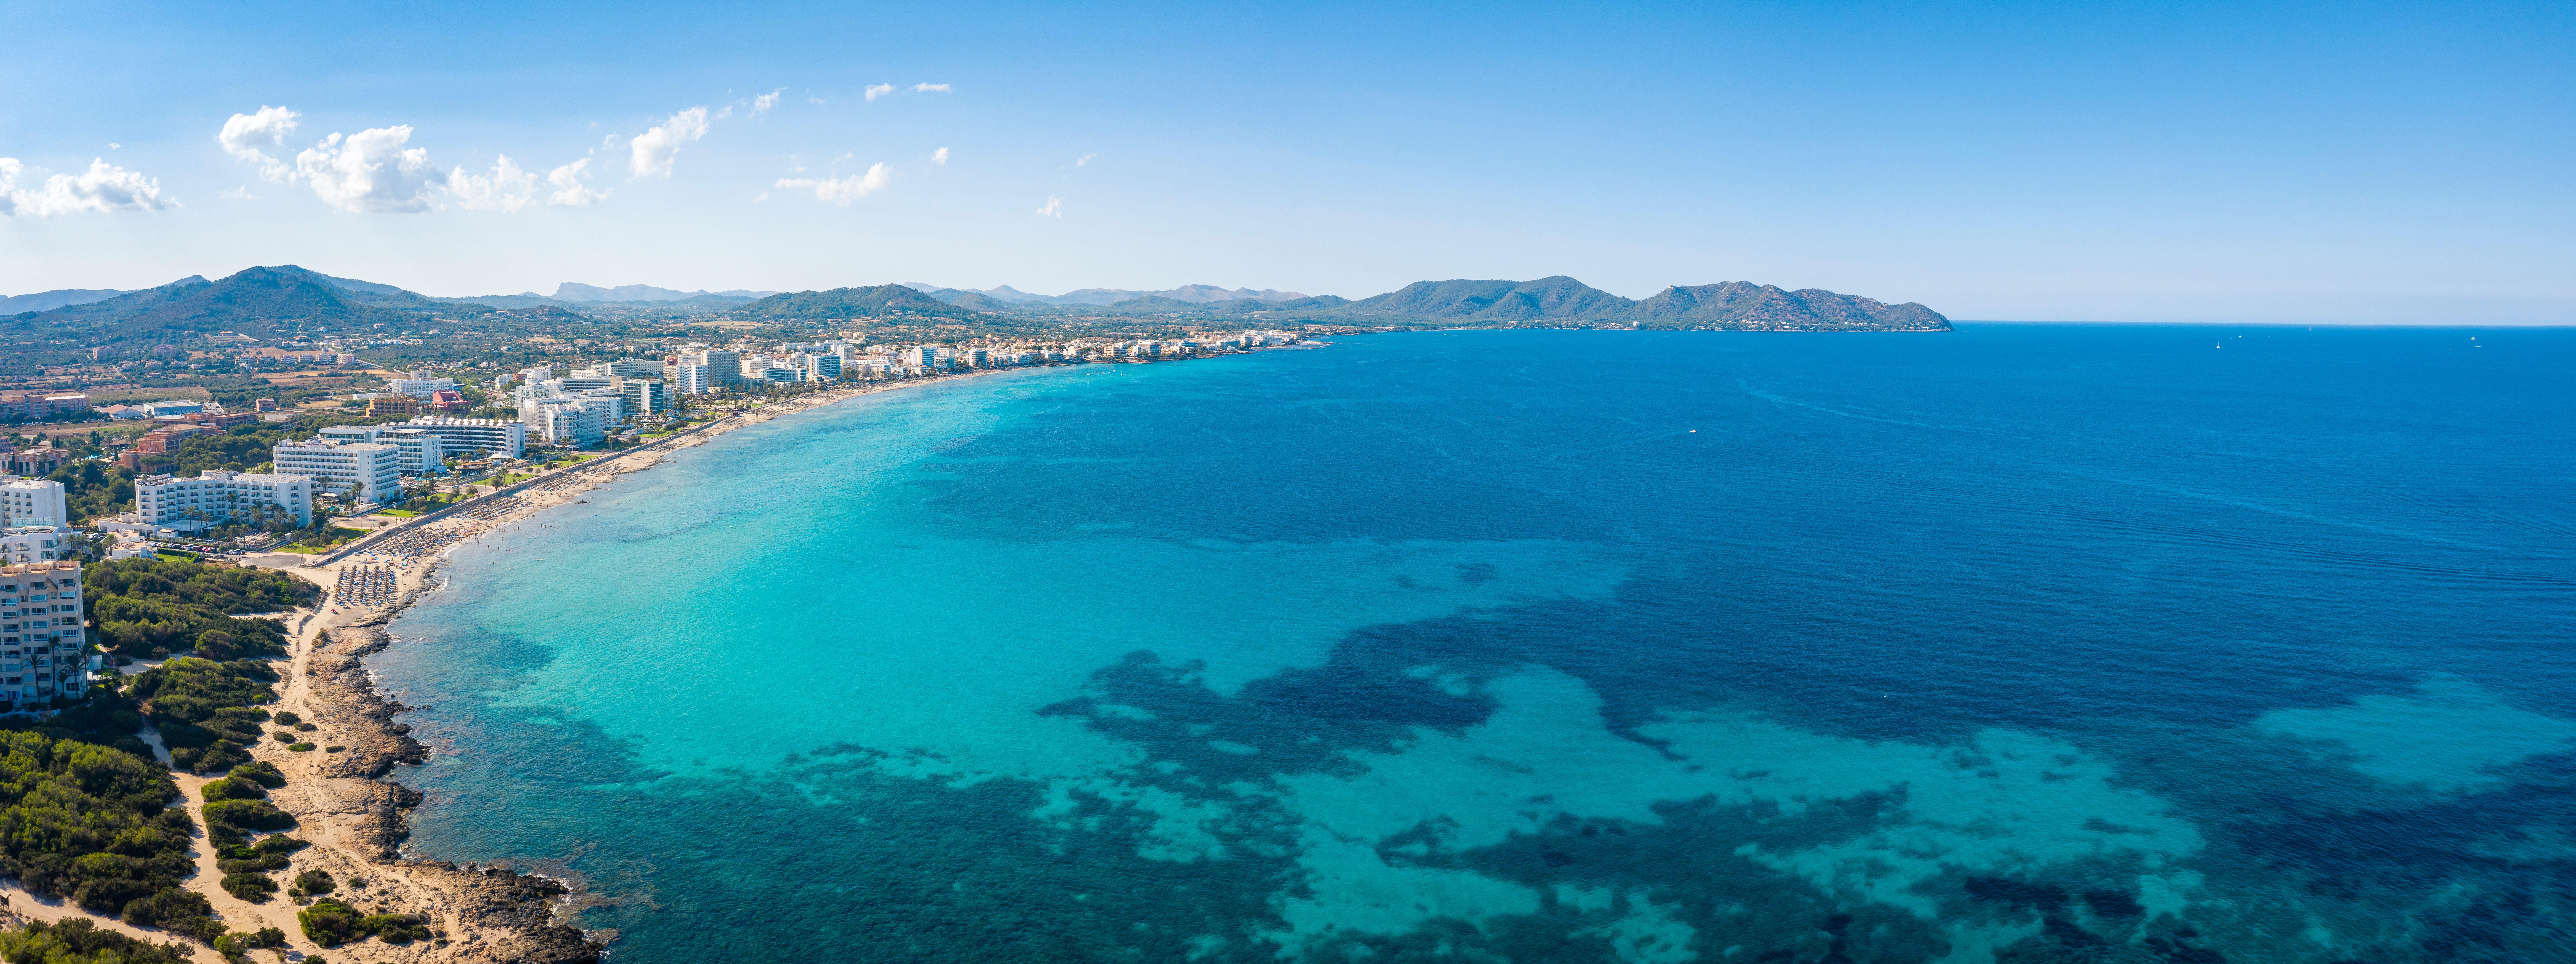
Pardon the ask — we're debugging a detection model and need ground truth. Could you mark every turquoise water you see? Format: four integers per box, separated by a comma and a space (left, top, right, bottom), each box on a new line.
376, 327, 2576, 962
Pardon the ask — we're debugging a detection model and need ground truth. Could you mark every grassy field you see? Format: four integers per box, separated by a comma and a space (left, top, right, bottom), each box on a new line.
281, 527, 368, 553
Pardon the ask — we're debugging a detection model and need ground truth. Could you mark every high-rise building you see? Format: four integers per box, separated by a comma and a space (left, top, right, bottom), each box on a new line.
675, 364, 718, 394
618, 378, 673, 416
0, 478, 67, 528
1, 560, 87, 702
133, 471, 313, 532
404, 417, 527, 459
687, 350, 744, 389
605, 358, 666, 378
270, 440, 403, 504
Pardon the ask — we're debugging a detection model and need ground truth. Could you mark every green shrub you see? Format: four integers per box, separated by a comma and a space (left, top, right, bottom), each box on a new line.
254, 835, 310, 855
202, 776, 267, 801
229, 760, 287, 787
120, 887, 220, 940
299, 898, 361, 946
289, 742, 315, 751
203, 799, 295, 832
295, 868, 335, 894
0, 918, 194, 963
218, 854, 290, 873
219, 871, 278, 902
360, 913, 432, 944
296, 722, 317, 731
270, 710, 301, 726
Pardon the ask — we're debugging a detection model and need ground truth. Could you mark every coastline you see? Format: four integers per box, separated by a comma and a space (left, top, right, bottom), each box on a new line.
190, 355, 1265, 959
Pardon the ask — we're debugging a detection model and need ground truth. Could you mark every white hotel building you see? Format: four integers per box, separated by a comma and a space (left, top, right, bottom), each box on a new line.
0, 477, 67, 528
270, 439, 402, 505
133, 471, 314, 532
1, 561, 85, 703
404, 417, 527, 460
318, 425, 447, 475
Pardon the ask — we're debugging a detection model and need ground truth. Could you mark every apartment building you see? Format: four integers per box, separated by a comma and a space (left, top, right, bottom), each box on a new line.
0, 478, 67, 528
1, 561, 86, 702
0, 526, 73, 565
133, 470, 313, 532
270, 439, 402, 504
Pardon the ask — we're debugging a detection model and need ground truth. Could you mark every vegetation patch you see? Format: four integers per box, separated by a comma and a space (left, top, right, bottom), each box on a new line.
85, 558, 314, 660
0, 731, 225, 941
128, 657, 278, 773
0, 918, 195, 964
300, 896, 433, 946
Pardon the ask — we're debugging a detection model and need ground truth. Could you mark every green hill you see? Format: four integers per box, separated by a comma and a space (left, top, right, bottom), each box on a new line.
12, 266, 424, 341
733, 285, 993, 323
1308, 277, 1948, 331
1628, 282, 1950, 331
1336, 276, 1634, 321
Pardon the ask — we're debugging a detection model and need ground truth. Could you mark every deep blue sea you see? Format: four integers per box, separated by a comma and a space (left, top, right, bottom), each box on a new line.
375, 326, 2576, 963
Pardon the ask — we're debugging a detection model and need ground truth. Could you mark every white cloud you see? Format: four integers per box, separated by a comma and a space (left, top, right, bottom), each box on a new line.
753, 88, 783, 115
221, 185, 256, 200
546, 158, 610, 206
1076, 152, 1097, 166
295, 126, 446, 213
1036, 195, 1063, 218
715, 105, 735, 121
219, 105, 301, 181
774, 163, 892, 205
0, 157, 177, 217
864, 83, 895, 102
107, 143, 119, 150
448, 154, 539, 212
932, 147, 949, 166
912, 83, 951, 93
752, 191, 768, 202
628, 106, 711, 179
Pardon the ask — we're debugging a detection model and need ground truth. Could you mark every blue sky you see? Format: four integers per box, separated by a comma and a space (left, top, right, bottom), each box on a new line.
1, 0, 2567, 322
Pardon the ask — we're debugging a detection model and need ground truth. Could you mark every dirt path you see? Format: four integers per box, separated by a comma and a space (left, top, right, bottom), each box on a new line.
168, 771, 315, 946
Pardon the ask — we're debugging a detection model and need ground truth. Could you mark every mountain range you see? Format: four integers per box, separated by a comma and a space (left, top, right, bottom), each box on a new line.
903, 283, 1311, 307
6, 266, 1948, 339
0, 286, 152, 315
549, 282, 780, 303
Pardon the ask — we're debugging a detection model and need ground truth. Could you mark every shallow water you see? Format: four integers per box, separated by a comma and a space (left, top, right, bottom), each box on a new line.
376, 326, 2576, 962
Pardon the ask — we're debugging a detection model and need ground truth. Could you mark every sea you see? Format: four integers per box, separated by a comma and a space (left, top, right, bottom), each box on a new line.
372, 325, 2576, 963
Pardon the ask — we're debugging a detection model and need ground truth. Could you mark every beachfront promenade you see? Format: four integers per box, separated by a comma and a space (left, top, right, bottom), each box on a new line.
304, 404, 755, 567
